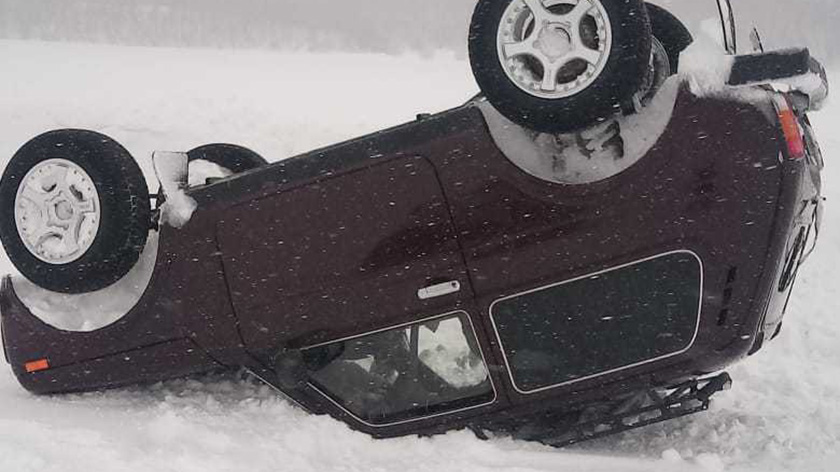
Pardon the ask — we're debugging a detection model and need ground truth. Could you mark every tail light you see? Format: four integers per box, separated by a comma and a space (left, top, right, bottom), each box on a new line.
772, 95, 806, 160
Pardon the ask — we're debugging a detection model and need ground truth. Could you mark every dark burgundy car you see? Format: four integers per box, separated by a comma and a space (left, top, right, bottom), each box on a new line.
0, 0, 829, 445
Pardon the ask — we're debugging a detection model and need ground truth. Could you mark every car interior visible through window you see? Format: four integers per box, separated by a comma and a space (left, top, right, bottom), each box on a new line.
302, 313, 494, 425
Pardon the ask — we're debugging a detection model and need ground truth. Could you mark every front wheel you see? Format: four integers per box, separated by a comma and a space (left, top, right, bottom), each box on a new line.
469, 0, 652, 133
0, 130, 151, 294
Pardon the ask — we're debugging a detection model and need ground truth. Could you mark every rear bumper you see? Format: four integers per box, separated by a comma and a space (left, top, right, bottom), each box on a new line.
0, 276, 221, 394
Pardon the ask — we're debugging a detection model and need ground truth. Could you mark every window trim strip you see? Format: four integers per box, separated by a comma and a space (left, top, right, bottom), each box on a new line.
488, 250, 705, 395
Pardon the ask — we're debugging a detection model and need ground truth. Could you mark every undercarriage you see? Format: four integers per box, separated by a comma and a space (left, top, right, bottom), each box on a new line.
479, 373, 733, 447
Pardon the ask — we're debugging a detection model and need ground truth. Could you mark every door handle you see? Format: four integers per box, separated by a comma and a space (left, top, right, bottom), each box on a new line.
417, 281, 461, 300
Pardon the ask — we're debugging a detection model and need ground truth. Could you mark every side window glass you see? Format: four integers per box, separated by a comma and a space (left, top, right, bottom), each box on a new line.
491, 251, 702, 393
302, 313, 494, 425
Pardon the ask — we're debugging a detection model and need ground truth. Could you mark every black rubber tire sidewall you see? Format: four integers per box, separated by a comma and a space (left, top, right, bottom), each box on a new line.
646, 3, 693, 72
469, 0, 652, 133
187, 143, 267, 174
0, 130, 151, 294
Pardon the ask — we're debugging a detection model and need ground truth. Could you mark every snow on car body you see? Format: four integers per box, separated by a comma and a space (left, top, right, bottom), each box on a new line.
0, 0, 829, 445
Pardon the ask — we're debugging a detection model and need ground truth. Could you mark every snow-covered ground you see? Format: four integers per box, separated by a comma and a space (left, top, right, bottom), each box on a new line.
0, 40, 838, 472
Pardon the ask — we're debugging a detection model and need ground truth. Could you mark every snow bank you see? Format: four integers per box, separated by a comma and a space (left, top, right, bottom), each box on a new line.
13, 233, 158, 332
0, 368, 724, 472
0, 0, 475, 56
479, 76, 680, 185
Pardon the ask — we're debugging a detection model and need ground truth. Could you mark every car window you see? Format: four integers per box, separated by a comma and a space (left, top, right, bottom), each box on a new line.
491, 251, 702, 393
302, 313, 494, 425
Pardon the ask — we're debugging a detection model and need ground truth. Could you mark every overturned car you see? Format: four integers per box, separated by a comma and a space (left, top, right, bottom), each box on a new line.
0, 0, 829, 446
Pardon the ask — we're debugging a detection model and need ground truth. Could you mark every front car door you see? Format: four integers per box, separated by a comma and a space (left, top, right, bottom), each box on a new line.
215, 144, 501, 432
217, 153, 466, 354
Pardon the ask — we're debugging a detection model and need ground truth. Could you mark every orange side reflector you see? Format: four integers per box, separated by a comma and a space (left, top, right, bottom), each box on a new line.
778, 108, 806, 160
25, 358, 50, 373
772, 95, 806, 161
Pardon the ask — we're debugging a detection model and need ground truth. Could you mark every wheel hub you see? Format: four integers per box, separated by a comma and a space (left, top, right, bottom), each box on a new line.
54, 198, 75, 221
537, 23, 573, 60
14, 159, 101, 264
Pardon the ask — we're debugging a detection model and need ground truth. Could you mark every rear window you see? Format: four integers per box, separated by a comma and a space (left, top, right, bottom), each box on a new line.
490, 252, 703, 393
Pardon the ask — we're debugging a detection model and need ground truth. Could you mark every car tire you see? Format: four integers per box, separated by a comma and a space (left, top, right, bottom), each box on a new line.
637, 35, 673, 106
187, 143, 267, 174
469, 0, 652, 133
0, 129, 151, 294
646, 3, 693, 72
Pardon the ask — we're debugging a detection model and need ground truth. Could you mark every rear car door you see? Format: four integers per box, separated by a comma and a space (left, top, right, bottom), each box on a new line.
425, 108, 707, 398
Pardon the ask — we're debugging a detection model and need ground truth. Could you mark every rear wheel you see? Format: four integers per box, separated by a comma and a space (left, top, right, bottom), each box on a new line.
469, 0, 652, 133
186, 143, 268, 186
0, 130, 151, 294
187, 143, 267, 174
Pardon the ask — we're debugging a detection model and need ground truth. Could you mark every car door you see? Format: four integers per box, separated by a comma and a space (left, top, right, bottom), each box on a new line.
426, 109, 704, 398
216, 153, 472, 357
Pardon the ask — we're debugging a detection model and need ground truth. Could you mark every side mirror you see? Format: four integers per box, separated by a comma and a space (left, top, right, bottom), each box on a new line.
717, 0, 737, 55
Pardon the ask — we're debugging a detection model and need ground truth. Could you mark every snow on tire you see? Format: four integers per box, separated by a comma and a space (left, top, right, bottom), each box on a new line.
0, 130, 151, 294
469, 0, 652, 133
